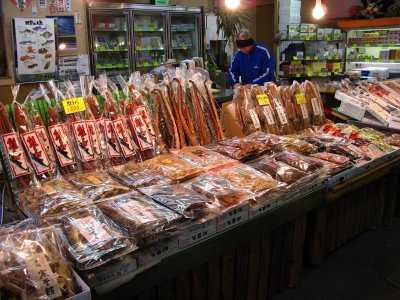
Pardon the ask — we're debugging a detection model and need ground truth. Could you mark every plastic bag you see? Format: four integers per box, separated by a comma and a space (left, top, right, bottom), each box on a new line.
0, 227, 80, 299
233, 87, 262, 135
141, 153, 204, 183
0, 86, 35, 190
212, 137, 270, 161
279, 136, 319, 155
96, 191, 182, 242
310, 151, 351, 165
139, 184, 211, 219
274, 151, 323, 173
67, 170, 131, 201
278, 85, 301, 132
173, 146, 236, 170
58, 205, 136, 270
216, 164, 285, 194
291, 81, 311, 131
304, 80, 326, 126
184, 173, 253, 209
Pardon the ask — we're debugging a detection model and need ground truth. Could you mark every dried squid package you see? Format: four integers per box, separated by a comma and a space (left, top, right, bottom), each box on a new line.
140, 153, 204, 183
184, 174, 253, 209
108, 161, 169, 189
67, 170, 131, 201
139, 184, 212, 219
233, 87, 262, 135
250, 85, 281, 135
206, 144, 248, 160
274, 151, 323, 173
291, 81, 311, 130
0, 227, 80, 299
279, 136, 319, 155
17, 177, 90, 224
0, 86, 35, 191
245, 131, 285, 152
218, 137, 270, 156
58, 205, 136, 270
278, 85, 301, 132
96, 191, 182, 242
173, 146, 236, 170
304, 80, 326, 126
264, 83, 295, 135
216, 164, 285, 196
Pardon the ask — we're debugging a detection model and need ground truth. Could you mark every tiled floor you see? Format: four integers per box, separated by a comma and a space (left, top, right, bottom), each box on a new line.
274, 218, 400, 300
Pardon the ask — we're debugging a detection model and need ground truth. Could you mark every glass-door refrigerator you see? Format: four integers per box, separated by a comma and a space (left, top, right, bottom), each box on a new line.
168, 9, 204, 62
132, 11, 167, 72
88, 9, 131, 81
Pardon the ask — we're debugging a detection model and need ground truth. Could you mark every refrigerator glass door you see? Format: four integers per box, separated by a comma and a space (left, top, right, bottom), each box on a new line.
170, 13, 201, 61
91, 11, 130, 81
133, 12, 167, 72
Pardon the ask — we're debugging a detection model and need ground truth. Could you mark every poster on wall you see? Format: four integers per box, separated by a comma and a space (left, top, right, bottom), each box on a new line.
13, 18, 57, 82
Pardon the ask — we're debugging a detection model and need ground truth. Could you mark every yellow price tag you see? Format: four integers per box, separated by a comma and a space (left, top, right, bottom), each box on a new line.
295, 93, 306, 105
378, 44, 383, 47
306, 56, 310, 60
62, 97, 86, 115
182, 44, 187, 50
293, 56, 298, 61
318, 72, 323, 77
307, 72, 313, 77
149, 26, 155, 32
162, 159, 172, 164
153, 61, 159, 67
377, 59, 383, 62
87, 175, 103, 184
134, 26, 140, 32
314, 56, 318, 60
106, 63, 113, 69
42, 185, 56, 195
146, 45, 152, 50
144, 62, 149, 67
95, 64, 102, 70
136, 46, 142, 51
328, 72, 332, 76
99, 46, 106, 52
352, 44, 357, 47
296, 73, 300, 78
365, 43, 371, 47
117, 63, 124, 68
113, 47, 120, 51
256, 94, 270, 106
328, 56, 332, 60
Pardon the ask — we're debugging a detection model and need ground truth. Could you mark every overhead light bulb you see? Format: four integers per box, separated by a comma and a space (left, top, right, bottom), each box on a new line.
59, 43, 66, 50
312, 0, 325, 19
225, 0, 240, 10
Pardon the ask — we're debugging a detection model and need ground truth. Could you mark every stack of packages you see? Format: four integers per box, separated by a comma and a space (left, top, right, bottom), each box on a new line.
335, 78, 400, 129
1, 67, 400, 290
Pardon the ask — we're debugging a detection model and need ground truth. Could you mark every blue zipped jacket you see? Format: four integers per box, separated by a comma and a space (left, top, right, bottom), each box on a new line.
228, 42, 276, 87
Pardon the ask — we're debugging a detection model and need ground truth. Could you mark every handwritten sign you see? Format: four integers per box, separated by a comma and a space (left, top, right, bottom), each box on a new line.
62, 97, 86, 114
256, 94, 270, 106
295, 93, 306, 105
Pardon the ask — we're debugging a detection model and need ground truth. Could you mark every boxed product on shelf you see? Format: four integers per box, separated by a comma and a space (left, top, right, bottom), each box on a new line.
361, 67, 389, 80
333, 29, 342, 40
288, 24, 300, 33
324, 28, 333, 40
309, 32, 317, 40
300, 32, 308, 40
300, 24, 308, 33
308, 24, 317, 33
317, 28, 325, 40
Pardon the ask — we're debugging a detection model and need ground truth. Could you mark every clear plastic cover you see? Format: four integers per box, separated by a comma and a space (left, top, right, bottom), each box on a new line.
108, 161, 169, 189
139, 184, 212, 219
58, 205, 136, 270
66, 170, 131, 201
279, 136, 319, 155
232, 87, 262, 135
173, 146, 236, 170
95, 191, 182, 243
274, 151, 324, 173
140, 153, 204, 183
0, 227, 80, 299
291, 81, 311, 131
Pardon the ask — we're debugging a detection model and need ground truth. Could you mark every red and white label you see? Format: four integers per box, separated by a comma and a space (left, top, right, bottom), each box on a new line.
86, 120, 102, 158
104, 119, 122, 158
136, 105, 157, 142
1, 132, 30, 177
34, 126, 52, 154
287, 154, 299, 161
20, 131, 51, 175
48, 124, 75, 166
129, 113, 153, 151
72, 120, 95, 162
112, 118, 136, 158
265, 161, 278, 168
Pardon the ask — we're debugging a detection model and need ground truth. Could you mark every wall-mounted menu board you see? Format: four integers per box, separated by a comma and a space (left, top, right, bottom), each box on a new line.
12, 18, 57, 83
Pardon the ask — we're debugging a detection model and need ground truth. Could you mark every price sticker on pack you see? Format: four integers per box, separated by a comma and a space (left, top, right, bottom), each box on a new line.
295, 93, 306, 105
256, 94, 270, 106
62, 97, 86, 114
87, 175, 103, 184
42, 185, 56, 195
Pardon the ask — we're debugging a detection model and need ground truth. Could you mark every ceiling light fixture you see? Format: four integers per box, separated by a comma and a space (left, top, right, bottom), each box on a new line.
225, 0, 240, 10
312, 0, 325, 19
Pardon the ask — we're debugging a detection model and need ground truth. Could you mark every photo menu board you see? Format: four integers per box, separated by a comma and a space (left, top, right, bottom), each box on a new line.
13, 17, 57, 83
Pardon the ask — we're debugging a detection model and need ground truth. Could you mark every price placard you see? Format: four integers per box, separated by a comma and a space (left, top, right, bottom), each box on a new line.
62, 97, 86, 114
293, 56, 298, 60
256, 94, 270, 106
377, 59, 383, 62
117, 63, 124, 68
326, 37, 331, 41
365, 59, 370, 62
295, 93, 306, 105
182, 44, 188, 50
144, 62, 150, 67
314, 56, 319, 60
134, 26, 140, 32
328, 72, 332, 76
306, 36, 310, 41
95, 64, 102, 69
146, 45, 152, 50
306, 56, 310, 60
389, 43, 395, 47
153, 61, 159, 67
378, 44, 383, 47
149, 26, 155, 31
136, 46, 142, 51
352, 44, 357, 47
318, 72, 323, 77
390, 59, 395, 63
307, 72, 313, 77
295, 73, 300, 78
328, 56, 332, 60
335, 56, 340, 60
106, 63, 113, 69
113, 47, 120, 51
99, 46, 106, 52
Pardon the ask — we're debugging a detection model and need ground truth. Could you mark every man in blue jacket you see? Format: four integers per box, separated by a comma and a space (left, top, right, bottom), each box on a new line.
228, 31, 276, 88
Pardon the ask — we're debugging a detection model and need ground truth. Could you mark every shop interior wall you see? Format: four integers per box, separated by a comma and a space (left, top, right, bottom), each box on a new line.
0, 0, 212, 104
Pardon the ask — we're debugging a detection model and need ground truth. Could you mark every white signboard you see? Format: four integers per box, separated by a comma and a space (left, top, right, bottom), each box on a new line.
14, 18, 56, 76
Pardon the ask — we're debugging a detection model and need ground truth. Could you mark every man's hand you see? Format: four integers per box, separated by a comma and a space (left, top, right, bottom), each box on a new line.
233, 83, 241, 89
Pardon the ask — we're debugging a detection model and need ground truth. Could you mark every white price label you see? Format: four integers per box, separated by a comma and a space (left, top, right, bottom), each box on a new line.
300, 104, 309, 119
263, 106, 275, 125
276, 106, 288, 125
248, 109, 261, 129
311, 98, 322, 116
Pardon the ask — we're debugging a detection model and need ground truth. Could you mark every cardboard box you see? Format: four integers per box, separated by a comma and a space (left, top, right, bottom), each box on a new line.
69, 270, 91, 300
221, 101, 245, 138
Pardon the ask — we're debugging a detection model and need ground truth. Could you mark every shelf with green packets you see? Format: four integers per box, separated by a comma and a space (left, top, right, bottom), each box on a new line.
134, 26, 164, 32
172, 45, 191, 50
136, 61, 163, 68
93, 28, 127, 32
347, 43, 400, 48
95, 46, 129, 53
135, 45, 165, 51
282, 55, 344, 63
280, 71, 346, 80
95, 63, 129, 70
281, 38, 344, 42
347, 59, 400, 64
